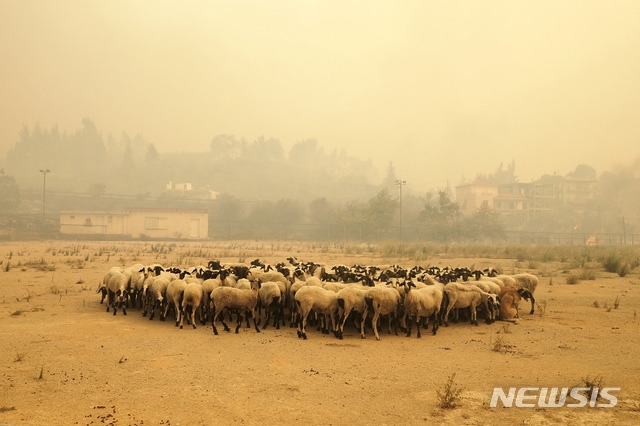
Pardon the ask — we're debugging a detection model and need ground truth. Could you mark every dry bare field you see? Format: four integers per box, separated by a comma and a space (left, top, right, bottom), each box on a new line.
1, 240, 640, 425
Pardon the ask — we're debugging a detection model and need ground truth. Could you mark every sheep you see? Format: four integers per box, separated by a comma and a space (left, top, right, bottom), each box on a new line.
210, 280, 261, 335
361, 285, 402, 340
443, 282, 497, 326
257, 281, 282, 330
467, 280, 501, 324
99, 266, 122, 304
145, 276, 170, 320
336, 285, 369, 336
294, 285, 341, 340
124, 263, 145, 308
105, 270, 129, 316
402, 275, 445, 329
496, 274, 537, 314
180, 282, 205, 329
511, 273, 538, 314
163, 279, 188, 325
287, 276, 323, 327
403, 282, 440, 338
498, 287, 534, 321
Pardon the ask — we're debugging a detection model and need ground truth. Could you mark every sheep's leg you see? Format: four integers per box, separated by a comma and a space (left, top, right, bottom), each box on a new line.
250, 309, 261, 333
149, 300, 159, 321
339, 307, 352, 336
161, 301, 169, 322
400, 311, 407, 333
297, 309, 309, 339
330, 310, 342, 339
443, 297, 455, 327
387, 315, 393, 334
191, 306, 198, 329
432, 312, 439, 335
175, 302, 182, 327
471, 304, 478, 326
529, 294, 536, 314
235, 311, 243, 333
360, 307, 368, 339
372, 311, 381, 340
274, 304, 281, 329
416, 316, 422, 338
406, 313, 412, 337
220, 309, 231, 332
263, 305, 270, 330
393, 313, 399, 336
211, 307, 220, 335
106, 290, 114, 313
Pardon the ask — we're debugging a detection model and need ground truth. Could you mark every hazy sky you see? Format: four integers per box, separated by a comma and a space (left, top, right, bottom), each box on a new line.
1, 1, 639, 192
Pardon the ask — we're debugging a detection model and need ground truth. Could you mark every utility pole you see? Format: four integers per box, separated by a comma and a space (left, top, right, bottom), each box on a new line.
39, 169, 50, 225
396, 179, 406, 240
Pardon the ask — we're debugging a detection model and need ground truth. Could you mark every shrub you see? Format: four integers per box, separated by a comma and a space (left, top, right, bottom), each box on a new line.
566, 274, 579, 285
436, 373, 464, 409
618, 263, 630, 277
602, 254, 622, 273
578, 268, 597, 280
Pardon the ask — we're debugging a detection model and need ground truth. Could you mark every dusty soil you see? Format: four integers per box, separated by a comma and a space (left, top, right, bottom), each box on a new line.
1, 240, 640, 425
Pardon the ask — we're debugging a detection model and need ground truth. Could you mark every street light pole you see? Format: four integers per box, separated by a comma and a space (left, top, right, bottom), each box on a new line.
396, 179, 406, 240
39, 169, 50, 223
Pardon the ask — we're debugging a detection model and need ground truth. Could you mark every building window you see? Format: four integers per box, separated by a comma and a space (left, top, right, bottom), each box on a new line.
145, 217, 159, 229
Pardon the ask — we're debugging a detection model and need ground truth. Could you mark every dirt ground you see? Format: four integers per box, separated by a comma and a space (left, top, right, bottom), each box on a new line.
1, 240, 640, 425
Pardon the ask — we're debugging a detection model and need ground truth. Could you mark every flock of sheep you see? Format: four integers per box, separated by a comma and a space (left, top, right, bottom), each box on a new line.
98, 257, 539, 340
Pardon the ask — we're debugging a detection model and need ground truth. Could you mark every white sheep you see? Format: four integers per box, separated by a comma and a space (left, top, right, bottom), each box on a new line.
361, 285, 402, 340
511, 273, 538, 314
403, 282, 441, 337
294, 285, 341, 340
105, 270, 129, 316
162, 279, 188, 325
210, 280, 261, 335
124, 263, 145, 309
98, 266, 122, 305
336, 285, 369, 336
180, 282, 205, 329
257, 281, 282, 330
144, 276, 170, 320
443, 282, 497, 326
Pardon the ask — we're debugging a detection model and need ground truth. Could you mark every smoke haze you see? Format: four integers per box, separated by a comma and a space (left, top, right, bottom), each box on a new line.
1, 1, 640, 191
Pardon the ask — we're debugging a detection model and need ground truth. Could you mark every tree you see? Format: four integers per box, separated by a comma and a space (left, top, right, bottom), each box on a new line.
289, 138, 322, 163
382, 161, 398, 189
88, 182, 107, 197
463, 205, 505, 240
419, 190, 461, 241
0, 169, 20, 212
367, 188, 398, 229
210, 134, 243, 159
146, 143, 159, 162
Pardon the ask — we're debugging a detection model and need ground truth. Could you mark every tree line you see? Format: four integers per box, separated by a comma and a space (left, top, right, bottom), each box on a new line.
1, 119, 639, 240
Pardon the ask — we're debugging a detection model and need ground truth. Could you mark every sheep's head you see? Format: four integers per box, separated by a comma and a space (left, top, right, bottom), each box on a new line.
518, 288, 532, 301
491, 294, 500, 310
